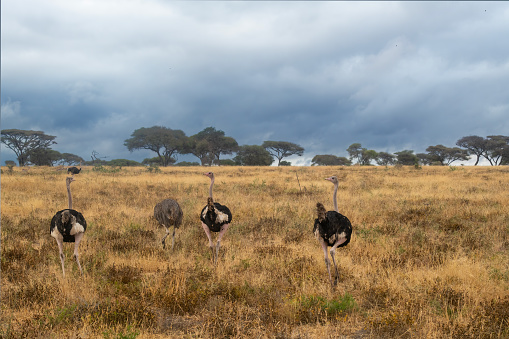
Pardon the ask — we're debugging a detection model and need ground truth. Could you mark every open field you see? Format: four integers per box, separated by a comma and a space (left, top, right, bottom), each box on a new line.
1, 165, 509, 338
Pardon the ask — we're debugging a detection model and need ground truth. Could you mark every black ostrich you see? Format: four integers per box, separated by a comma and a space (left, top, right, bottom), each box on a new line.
313, 176, 352, 287
50, 177, 87, 277
67, 162, 82, 175
200, 172, 232, 263
154, 199, 183, 250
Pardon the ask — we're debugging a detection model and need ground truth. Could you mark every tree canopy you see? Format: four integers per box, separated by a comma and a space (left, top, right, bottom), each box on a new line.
484, 135, 509, 166
262, 141, 304, 166
346, 143, 363, 164
27, 148, 62, 166
395, 150, 418, 166
376, 152, 396, 166
190, 127, 239, 166
60, 153, 85, 166
456, 135, 488, 166
124, 126, 188, 166
1, 129, 57, 166
425, 145, 469, 166
311, 154, 351, 166
359, 149, 378, 166
234, 145, 274, 166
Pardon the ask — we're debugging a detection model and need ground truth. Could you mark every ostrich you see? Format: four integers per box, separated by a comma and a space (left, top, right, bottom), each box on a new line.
50, 177, 87, 277
154, 199, 183, 250
313, 176, 352, 287
200, 172, 232, 263
67, 161, 82, 175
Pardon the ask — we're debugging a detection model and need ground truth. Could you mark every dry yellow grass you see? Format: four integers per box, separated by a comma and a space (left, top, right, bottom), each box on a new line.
1, 165, 509, 338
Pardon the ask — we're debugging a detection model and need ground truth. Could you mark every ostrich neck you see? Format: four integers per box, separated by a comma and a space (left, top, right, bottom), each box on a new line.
67, 183, 73, 209
332, 183, 338, 212
209, 178, 214, 200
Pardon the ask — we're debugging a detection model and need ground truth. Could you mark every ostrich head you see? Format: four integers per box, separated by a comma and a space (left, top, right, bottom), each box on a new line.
325, 176, 339, 185
204, 172, 215, 180
66, 176, 76, 185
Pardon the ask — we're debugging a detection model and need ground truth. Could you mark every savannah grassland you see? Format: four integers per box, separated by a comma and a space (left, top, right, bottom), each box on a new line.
1, 165, 509, 338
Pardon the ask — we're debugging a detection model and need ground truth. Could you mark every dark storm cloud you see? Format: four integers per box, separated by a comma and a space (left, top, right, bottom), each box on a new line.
2, 1, 509, 165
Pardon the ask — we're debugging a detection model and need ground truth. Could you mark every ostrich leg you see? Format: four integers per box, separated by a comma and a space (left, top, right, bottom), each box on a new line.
161, 227, 170, 249
201, 222, 216, 262
330, 237, 347, 285
73, 232, 84, 275
330, 250, 340, 286
171, 227, 176, 250
56, 238, 66, 277
215, 223, 230, 263
319, 237, 334, 287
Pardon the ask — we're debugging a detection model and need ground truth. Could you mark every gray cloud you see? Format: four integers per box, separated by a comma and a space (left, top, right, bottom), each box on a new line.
2, 1, 509, 165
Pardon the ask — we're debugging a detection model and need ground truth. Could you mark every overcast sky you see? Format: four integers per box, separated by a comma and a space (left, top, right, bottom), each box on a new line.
2, 1, 508, 165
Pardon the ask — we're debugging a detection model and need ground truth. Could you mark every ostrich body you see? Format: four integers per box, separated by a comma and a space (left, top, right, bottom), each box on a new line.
67, 162, 82, 175
154, 199, 183, 250
50, 177, 87, 277
313, 176, 352, 287
200, 172, 232, 263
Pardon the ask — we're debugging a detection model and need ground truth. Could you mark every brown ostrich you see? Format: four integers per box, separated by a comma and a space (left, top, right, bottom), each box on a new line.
154, 199, 183, 250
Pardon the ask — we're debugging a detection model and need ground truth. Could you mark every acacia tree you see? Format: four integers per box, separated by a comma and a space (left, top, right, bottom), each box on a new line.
395, 150, 418, 166
189, 138, 215, 166
359, 149, 378, 166
190, 127, 239, 166
484, 135, 509, 166
124, 126, 188, 166
346, 143, 364, 164
1, 129, 57, 166
59, 153, 85, 166
456, 135, 488, 166
27, 148, 62, 166
234, 145, 274, 166
262, 141, 304, 166
416, 153, 433, 166
376, 152, 396, 166
346, 143, 377, 165
311, 155, 351, 166
426, 145, 469, 165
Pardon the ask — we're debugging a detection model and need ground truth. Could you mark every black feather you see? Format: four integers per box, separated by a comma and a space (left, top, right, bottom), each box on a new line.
50, 209, 87, 242
200, 202, 232, 232
67, 167, 81, 174
314, 211, 352, 247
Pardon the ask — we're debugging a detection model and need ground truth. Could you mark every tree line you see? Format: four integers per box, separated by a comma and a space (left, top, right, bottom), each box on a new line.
0, 127, 304, 167
1, 128, 508, 167
328, 135, 508, 166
